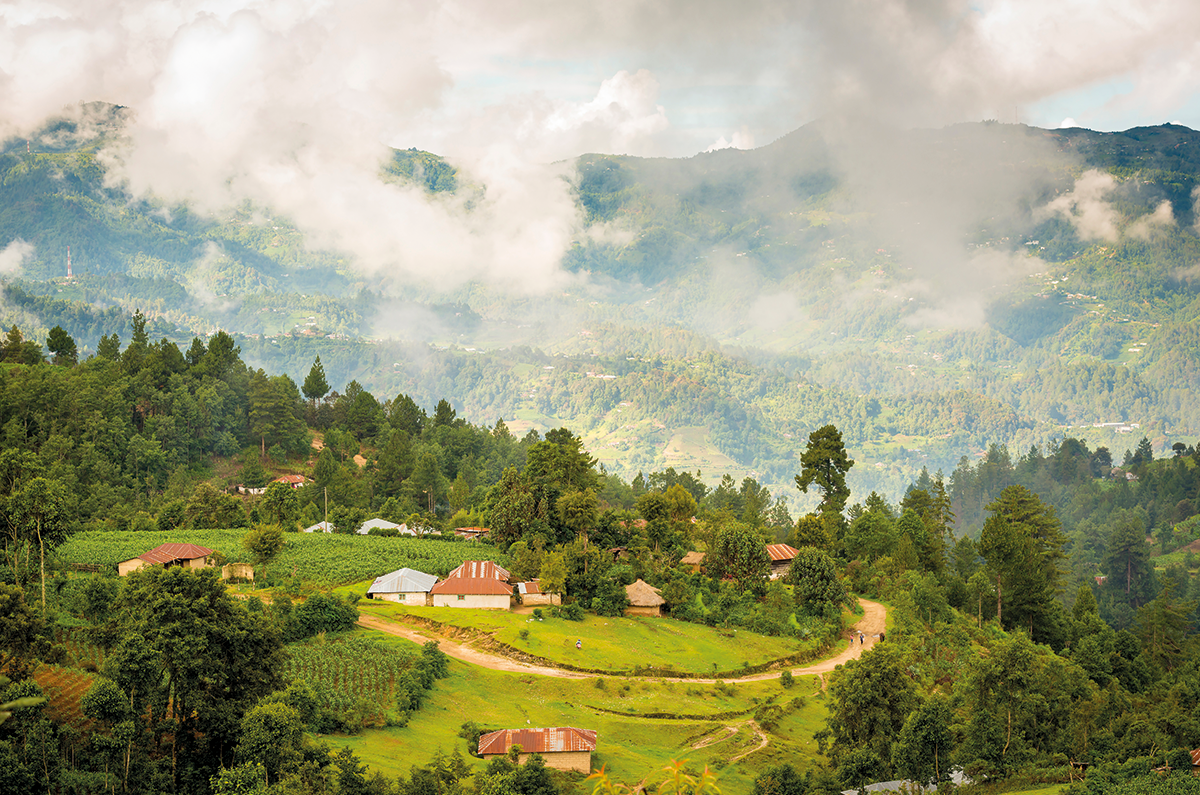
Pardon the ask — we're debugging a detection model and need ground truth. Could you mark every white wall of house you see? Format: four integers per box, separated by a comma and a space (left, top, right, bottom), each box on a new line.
375, 592, 430, 606
432, 593, 511, 609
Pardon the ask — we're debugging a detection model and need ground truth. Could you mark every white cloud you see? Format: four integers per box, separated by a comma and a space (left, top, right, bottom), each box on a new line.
0, 239, 34, 274
1127, 199, 1175, 239
1059, 117, 1078, 128
1040, 169, 1121, 242
705, 126, 755, 153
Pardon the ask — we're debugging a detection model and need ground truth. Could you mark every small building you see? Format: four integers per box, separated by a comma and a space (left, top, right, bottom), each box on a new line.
118, 543, 214, 577
766, 544, 799, 579
680, 551, 706, 572
625, 579, 665, 617
367, 567, 438, 604
430, 560, 513, 609
358, 518, 401, 535
273, 474, 309, 489
517, 579, 561, 606
302, 521, 334, 533
221, 562, 255, 582
478, 727, 597, 773
454, 526, 490, 540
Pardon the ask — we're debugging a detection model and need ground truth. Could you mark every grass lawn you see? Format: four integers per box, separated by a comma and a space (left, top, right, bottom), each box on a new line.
350, 597, 822, 675
325, 628, 831, 792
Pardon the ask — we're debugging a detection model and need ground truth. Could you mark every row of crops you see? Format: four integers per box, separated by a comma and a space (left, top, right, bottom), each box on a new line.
55, 529, 509, 585
286, 634, 414, 717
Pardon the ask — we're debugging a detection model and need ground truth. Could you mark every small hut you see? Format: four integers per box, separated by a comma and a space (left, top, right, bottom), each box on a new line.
680, 551, 706, 573
221, 563, 255, 582
624, 579, 665, 617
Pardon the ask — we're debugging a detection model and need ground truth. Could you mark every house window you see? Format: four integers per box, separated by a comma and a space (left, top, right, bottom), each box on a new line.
457, 595, 465, 601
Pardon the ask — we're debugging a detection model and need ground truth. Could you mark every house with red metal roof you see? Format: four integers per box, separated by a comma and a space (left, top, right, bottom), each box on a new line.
766, 544, 799, 579
478, 727, 597, 773
118, 543, 214, 577
429, 560, 513, 609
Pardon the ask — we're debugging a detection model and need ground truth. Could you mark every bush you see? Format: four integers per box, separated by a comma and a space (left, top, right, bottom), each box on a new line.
551, 603, 584, 621
780, 670, 794, 688
289, 593, 358, 640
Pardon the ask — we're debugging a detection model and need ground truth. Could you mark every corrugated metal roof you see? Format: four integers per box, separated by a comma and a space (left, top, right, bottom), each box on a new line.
134, 543, 213, 565
358, 518, 400, 535
368, 567, 438, 594
518, 579, 542, 595
766, 544, 799, 562
429, 560, 512, 595
478, 727, 597, 755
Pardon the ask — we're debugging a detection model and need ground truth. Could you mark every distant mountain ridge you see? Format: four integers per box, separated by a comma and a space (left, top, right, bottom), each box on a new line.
3, 107, 1200, 501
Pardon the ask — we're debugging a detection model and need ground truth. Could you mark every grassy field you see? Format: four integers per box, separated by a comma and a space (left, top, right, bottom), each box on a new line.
56, 529, 507, 586
347, 596, 831, 676
326, 628, 830, 792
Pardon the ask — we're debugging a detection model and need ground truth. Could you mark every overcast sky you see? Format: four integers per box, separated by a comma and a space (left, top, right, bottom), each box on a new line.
5, 0, 1200, 289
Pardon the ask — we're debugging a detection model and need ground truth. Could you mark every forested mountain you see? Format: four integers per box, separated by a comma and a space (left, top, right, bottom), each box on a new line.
4, 108, 1200, 504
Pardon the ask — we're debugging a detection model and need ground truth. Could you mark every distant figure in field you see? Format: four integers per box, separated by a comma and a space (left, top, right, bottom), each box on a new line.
576, 639, 582, 649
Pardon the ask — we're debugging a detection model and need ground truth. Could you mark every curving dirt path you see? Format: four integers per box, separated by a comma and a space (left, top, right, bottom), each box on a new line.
357, 598, 886, 683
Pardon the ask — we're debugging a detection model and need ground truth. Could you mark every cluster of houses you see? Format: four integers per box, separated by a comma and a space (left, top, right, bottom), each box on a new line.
113, 538, 803, 775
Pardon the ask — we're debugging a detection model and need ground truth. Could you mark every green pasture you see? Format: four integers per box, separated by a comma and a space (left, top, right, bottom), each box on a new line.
350, 598, 830, 676
326, 628, 831, 791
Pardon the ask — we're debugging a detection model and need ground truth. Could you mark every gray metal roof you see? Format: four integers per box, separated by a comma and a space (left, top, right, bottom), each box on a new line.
367, 567, 438, 594
358, 518, 401, 535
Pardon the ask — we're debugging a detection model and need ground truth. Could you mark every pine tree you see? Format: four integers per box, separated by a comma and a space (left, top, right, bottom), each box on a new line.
302, 356, 329, 405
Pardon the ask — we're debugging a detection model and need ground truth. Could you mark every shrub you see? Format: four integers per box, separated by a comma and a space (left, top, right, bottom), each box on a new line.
780, 670, 794, 688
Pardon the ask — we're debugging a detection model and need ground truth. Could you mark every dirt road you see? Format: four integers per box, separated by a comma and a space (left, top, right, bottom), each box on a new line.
356, 598, 886, 683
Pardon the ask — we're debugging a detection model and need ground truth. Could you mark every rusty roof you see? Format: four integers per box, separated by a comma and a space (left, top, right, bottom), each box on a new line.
429, 560, 513, 595
478, 727, 597, 756
132, 543, 213, 565
766, 544, 799, 562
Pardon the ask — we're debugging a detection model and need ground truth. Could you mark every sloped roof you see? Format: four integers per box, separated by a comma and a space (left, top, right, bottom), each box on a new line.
766, 544, 799, 562
518, 579, 546, 595
273, 474, 308, 485
478, 727, 597, 755
359, 518, 400, 534
625, 578, 665, 607
302, 521, 333, 533
368, 567, 438, 594
680, 551, 706, 565
129, 543, 212, 565
430, 560, 513, 595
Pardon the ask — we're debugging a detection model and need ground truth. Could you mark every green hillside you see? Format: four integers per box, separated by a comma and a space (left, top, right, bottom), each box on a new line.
4, 111, 1200, 502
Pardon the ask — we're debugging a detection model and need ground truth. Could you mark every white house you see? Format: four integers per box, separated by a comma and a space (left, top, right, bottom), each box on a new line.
358, 518, 401, 535
302, 521, 334, 533
367, 567, 438, 604
430, 560, 512, 609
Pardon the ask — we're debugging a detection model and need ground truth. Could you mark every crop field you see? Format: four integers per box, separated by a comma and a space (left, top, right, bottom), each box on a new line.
56, 631, 105, 671
34, 664, 99, 726
56, 530, 507, 585
346, 597, 832, 677
326, 628, 831, 792
286, 633, 415, 726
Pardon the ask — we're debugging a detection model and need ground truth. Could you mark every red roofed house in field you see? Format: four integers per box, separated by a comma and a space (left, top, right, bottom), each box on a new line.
118, 543, 214, 577
766, 544, 799, 579
478, 727, 597, 773
429, 560, 513, 609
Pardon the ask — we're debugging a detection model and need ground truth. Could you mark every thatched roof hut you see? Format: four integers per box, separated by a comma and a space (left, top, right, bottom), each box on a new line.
625, 578, 665, 616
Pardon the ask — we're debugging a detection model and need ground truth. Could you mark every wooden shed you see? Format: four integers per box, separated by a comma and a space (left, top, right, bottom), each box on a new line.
624, 579, 665, 617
